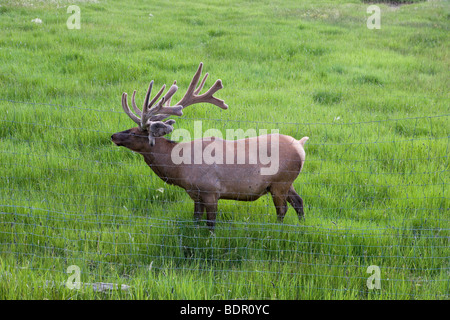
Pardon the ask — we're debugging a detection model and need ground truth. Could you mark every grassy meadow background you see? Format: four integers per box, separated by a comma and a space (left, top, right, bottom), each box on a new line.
0, 0, 448, 299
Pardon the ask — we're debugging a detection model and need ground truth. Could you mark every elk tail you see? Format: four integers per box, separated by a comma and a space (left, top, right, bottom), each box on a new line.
299, 137, 309, 146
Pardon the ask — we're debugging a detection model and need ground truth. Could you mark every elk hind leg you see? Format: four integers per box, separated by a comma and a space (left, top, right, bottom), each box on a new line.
287, 185, 305, 221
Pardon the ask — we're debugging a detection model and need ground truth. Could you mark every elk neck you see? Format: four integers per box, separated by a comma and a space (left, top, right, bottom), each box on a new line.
139, 137, 181, 185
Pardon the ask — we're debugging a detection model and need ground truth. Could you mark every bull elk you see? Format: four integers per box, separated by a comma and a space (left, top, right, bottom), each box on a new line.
111, 63, 308, 228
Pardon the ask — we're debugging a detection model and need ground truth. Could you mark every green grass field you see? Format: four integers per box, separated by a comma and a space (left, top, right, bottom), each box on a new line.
0, 0, 448, 299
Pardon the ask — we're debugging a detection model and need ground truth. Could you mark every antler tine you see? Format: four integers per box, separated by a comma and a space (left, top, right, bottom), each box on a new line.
197, 79, 228, 109
194, 73, 208, 95
159, 84, 179, 108
121, 92, 141, 126
147, 84, 166, 110
131, 90, 142, 116
136, 84, 181, 127
142, 80, 154, 115
189, 62, 203, 95
175, 62, 228, 110
146, 84, 183, 123
141, 83, 167, 127
164, 81, 177, 107
176, 62, 203, 108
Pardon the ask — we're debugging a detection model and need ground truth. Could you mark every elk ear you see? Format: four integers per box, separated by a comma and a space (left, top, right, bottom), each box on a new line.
164, 119, 176, 126
149, 121, 175, 138
147, 119, 176, 146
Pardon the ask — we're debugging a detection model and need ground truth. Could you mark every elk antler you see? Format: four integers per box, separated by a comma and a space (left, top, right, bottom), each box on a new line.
175, 62, 228, 111
121, 62, 227, 145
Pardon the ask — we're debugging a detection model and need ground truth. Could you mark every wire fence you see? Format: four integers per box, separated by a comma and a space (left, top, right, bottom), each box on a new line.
0, 97, 448, 299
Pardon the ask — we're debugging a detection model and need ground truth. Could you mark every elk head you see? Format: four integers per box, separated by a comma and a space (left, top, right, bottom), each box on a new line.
111, 62, 228, 150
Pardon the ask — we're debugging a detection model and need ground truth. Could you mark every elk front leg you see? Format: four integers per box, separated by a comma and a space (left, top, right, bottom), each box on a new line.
194, 201, 205, 222
287, 185, 304, 221
205, 203, 217, 229
201, 194, 218, 229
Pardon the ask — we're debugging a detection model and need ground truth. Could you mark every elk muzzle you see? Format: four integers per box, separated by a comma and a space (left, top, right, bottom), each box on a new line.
111, 133, 123, 146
